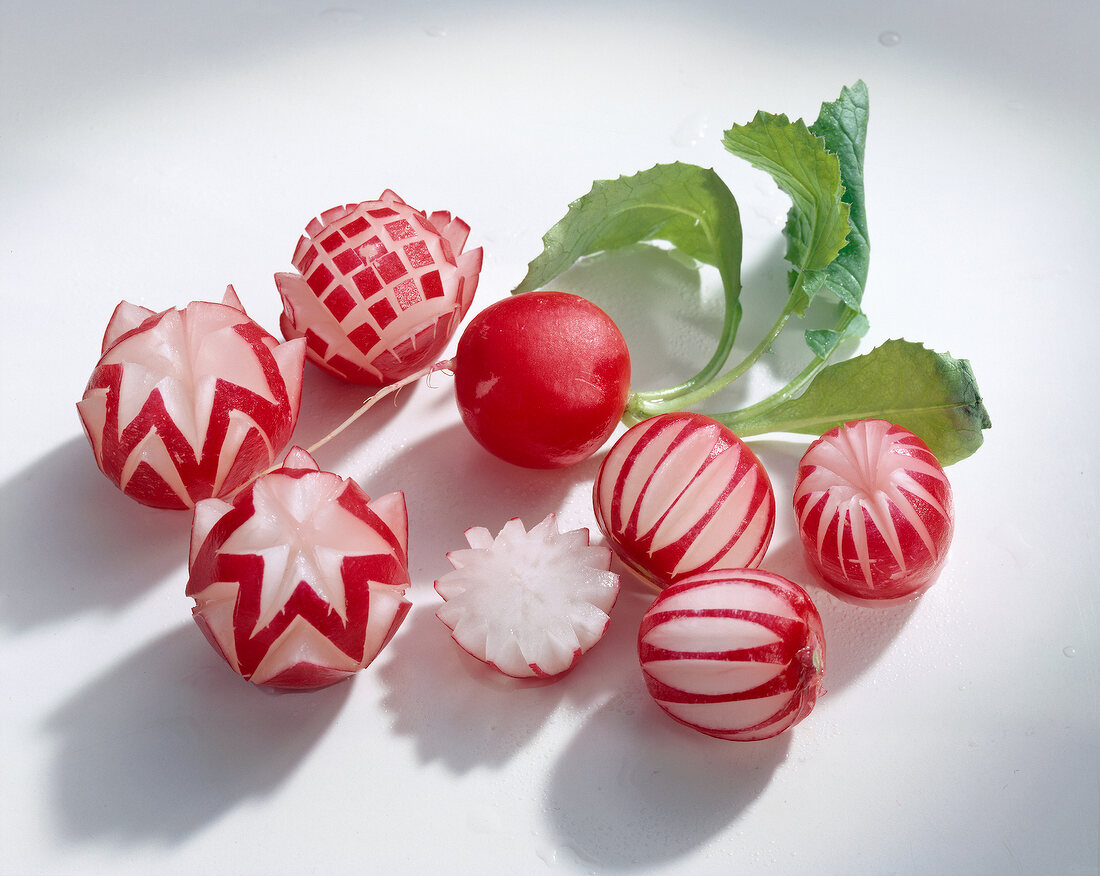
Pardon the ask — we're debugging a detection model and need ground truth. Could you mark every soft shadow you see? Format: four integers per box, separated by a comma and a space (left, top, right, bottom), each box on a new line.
0, 436, 193, 633
44, 624, 350, 844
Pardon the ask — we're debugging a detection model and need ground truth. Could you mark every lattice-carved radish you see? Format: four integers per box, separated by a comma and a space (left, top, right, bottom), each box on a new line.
793, 419, 955, 601
77, 286, 305, 510
593, 412, 775, 587
276, 190, 482, 385
187, 447, 411, 690
434, 515, 620, 679
638, 568, 825, 741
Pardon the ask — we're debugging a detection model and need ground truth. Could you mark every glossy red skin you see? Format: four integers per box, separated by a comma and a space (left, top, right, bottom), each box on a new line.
454, 291, 631, 469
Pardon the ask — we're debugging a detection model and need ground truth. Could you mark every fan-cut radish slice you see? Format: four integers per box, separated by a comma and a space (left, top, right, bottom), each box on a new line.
276, 190, 482, 386
593, 412, 775, 587
77, 287, 305, 509
434, 515, 620, 679
187, 447, 411, 690
638, 568, 825, 741
793, 419, 955, 601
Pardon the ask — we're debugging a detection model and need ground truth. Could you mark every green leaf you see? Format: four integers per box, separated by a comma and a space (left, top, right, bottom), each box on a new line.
716, 339, 992, 465
804, 310, 869, 358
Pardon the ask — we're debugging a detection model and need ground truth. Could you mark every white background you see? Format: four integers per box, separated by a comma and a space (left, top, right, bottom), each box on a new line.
2, 1, 1097, 873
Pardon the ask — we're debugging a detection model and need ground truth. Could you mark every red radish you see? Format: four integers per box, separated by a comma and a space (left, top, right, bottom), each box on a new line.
593, 412, 775, 587
793, 419, 955, 602
638, 568, 825, 741
77, 286, 305, 510
434, 514, 620, 679
276, 190, 482, 385
187, 446, 411, 690
453, 291, 631, 468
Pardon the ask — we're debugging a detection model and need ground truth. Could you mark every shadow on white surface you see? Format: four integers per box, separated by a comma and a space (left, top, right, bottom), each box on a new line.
43, 624, 350, 843
0, 437, 193, 632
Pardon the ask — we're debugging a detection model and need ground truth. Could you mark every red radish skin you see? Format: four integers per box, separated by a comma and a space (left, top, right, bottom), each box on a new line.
793, 419, 955, 602
593, 412, 775, 587
277, 190, 482, 386
453, 291, 631, 469
187, 447, 411, 690
434, 515, 620, 679
77, 286, 305, 510
638, 569, 825, 741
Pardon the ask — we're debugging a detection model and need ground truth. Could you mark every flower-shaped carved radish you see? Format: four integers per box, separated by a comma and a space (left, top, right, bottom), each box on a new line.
77, 286, 305, 510
434, 515, 620, 679
639, 569, 825, 741
187, 447, 411, 690
276, 190, 482, 385
793, 419, 955, 602
593, 412, 775, 587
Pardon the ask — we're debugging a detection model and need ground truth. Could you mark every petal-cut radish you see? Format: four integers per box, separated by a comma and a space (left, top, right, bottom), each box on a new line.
77, 287, 306, 510
638, 568, 825, 741
186, 447, 411, 690
276, 190, 482, 386
793, 419, 955, 601
593, 412, 775, 587
434, 514, 620, 679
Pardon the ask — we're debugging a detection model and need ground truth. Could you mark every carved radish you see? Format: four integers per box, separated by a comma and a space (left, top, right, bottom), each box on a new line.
77, 286, 305, 510
276, 190, 482, 385
638, 568, 825, 741
187, 447, 411, 690
434, 515, 620, 679
793, 419, 955, 601
593, 412, 775, 587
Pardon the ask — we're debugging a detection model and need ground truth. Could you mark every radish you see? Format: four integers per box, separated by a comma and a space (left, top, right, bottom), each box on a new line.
638, 568, 825, 741
793, 418, 955, 602
187, 446, 411, 690
77, 286, 305, 510
434, 514, 620, 679
593, 412, 775, 587
276, 190, 482, 385
453, 291, 631, 468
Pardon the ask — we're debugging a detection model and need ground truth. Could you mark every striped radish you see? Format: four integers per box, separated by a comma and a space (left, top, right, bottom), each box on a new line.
276, 190, 482, 386
793, 419, 954, 601
638, 568, 825, 741
187, 446, 411, 690
593, 412, 775, 587
77, 286, 305, 510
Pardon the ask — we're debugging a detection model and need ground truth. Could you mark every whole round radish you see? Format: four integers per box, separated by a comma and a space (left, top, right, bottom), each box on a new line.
793, 419, 955, 602
434, 514, 620, 679
276, 190, 482, 385
187, 446, 411, 690
453, 291, 631, 469
593, 412, 775, 586
638, 568, 825, 741
77, 286, 305, 510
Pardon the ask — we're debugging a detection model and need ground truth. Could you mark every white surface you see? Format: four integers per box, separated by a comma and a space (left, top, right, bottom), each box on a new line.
2, 1, 1098, 874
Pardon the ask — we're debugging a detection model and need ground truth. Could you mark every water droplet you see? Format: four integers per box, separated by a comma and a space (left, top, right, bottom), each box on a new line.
1063, 645, 1077, 658
672, 112, 711, 147
423, 24, 448, 38
878, 30, 902, 47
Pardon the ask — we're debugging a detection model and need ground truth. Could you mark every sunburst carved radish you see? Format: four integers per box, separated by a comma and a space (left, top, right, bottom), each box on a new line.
77, 287, 305, 510
276, 190, 482, 385
638, 568, 825, 741
793, 419, 955, 601
593, 412, 775, 587
187, 447, 411, 690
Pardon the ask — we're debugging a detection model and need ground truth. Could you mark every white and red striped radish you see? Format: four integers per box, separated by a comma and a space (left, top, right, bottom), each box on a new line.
638, 568, 825, 741
434, 515, 620, 679
187, 446, 411, 690
453, 291, 631, 469
276, 190, 482, 386
593, 412, 775, 587
793, 419, 955, 602
77, 286, 305, 510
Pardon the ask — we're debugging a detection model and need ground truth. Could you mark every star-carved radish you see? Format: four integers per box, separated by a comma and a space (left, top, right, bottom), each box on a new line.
77, 286, 306, 510
187, 447, 411, 690
276, 190, 482, 386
